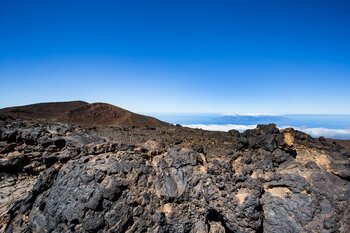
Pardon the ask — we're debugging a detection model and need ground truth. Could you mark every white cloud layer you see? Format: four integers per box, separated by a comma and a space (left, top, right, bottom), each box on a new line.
183, 124, 257, 132
286, 126, 350, 138
184, 124, 350, 138
221, 113, 283, 117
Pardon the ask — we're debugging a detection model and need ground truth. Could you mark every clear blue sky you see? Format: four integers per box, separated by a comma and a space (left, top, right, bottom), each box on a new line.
1, 0, 349, 114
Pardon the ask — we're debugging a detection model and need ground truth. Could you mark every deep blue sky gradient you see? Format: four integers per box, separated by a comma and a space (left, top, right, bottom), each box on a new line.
1, 0, 349, 113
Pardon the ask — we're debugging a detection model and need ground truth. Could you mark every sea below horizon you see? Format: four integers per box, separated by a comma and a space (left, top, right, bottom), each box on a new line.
148, 113, 350, 140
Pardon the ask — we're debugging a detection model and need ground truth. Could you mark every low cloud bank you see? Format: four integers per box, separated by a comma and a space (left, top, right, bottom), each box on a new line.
184, 124, 350, 139
184, 124, 256, 132
221, 113, 283, 117
289, 127, 350, 138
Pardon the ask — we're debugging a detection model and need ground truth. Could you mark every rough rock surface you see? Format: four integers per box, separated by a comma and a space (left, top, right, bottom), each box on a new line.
0, 101, 168, 127
1, 117, 349, 232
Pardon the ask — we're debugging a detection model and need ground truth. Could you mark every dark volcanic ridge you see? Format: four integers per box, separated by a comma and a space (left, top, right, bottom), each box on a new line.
0, 101, 168, 127
0, 102, 350, 233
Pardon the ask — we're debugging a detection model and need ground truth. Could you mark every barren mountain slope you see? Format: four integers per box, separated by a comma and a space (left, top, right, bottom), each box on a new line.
0, 101, 168, 127
0, 101, 88, 120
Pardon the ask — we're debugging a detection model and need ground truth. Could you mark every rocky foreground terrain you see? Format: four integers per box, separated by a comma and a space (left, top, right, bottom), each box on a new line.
0, 103, 350, 233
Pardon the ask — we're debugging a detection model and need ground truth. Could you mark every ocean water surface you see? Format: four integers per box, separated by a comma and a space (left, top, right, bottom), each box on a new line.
150, 113, 350, 139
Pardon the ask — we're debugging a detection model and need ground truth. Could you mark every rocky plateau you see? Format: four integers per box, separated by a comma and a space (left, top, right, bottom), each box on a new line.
0, 102, 349, 233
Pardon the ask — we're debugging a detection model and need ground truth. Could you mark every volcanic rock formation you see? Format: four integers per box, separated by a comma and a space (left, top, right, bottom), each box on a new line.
0, 106, 349, 232
0, 101, 168, 127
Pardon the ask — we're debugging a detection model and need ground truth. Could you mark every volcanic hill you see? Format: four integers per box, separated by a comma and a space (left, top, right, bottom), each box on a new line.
0, 101, 168, 127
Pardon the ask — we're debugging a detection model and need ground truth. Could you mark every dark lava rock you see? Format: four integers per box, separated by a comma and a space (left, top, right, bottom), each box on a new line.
0, 117, 349, 233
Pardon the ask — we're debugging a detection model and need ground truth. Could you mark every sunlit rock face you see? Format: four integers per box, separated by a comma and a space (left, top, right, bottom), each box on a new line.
1, 116, 349, 233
